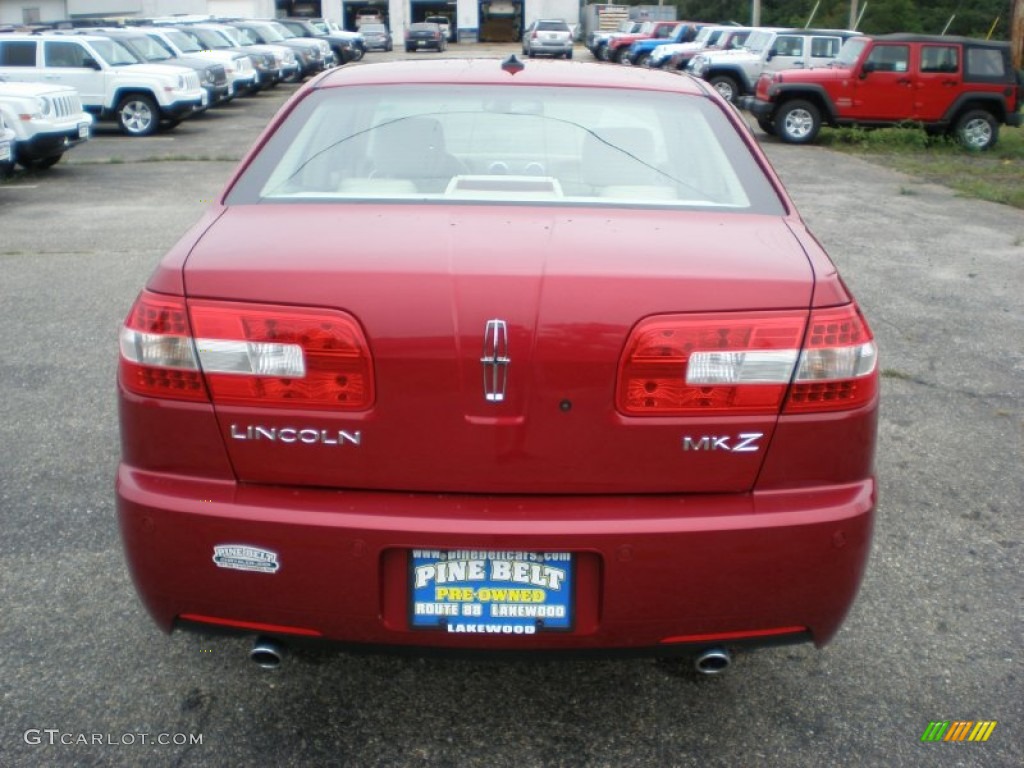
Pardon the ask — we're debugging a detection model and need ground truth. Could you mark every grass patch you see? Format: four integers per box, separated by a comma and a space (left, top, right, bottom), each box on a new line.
818, 121, 1024, 209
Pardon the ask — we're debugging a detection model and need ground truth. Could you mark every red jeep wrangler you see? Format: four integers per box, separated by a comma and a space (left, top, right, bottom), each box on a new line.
744, 34, 1022, 150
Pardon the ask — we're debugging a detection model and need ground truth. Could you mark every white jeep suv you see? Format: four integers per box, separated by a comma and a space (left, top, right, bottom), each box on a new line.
0, 33, 203, 136
0, 80, 92, 169
688, 28, 857, 103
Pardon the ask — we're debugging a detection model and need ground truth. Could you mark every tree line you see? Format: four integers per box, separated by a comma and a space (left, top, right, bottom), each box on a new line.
659, 1, 1013, 40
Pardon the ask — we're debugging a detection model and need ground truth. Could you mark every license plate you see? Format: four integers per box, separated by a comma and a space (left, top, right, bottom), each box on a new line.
200, 91, 209, 108
0, 141, 10, 162
78, 123, 89, 139
410, 550, 573, 634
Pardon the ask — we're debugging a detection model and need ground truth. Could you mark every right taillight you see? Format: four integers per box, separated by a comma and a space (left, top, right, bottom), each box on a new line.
616, 305, 876, 416
783, 304, 877, 413
119, 290, 375, 410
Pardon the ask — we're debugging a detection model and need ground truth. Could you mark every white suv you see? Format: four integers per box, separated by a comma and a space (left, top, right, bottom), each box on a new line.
137, 26, 258, 97
0, 80, 92, 169
688, 28, 857, 103
0, 33, 203, 136
0, 111, 14, 177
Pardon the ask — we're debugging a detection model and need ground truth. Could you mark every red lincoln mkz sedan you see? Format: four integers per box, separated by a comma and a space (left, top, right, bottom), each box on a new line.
117, 56, 878, 673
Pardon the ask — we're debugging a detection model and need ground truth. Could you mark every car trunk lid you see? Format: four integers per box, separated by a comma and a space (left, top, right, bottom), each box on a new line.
182, 204, 815, 494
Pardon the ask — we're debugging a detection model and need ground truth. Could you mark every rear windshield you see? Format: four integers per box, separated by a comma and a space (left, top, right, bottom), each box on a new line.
227, 84, 784, 214
537, 21, 569, 32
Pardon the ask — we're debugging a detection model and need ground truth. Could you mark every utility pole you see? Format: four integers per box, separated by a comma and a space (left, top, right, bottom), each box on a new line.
1013, 0, 1023, 69
849, 0, 859, 30
752, 0, 761, 27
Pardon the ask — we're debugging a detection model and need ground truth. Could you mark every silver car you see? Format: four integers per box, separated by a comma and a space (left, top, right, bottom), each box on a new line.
522, 19, 573, 59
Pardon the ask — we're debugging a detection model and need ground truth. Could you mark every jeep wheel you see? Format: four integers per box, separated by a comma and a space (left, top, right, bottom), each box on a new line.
708, 75, 740, 103
953, 110, 998, 151
636, 53, 650, 68
756, 116, 776, 136
777, 100, 821, 144
117, 94, 159, 137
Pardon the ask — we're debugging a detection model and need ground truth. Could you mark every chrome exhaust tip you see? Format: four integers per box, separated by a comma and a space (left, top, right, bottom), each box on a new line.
694, 647, 732, 675
249, 636, 284, 669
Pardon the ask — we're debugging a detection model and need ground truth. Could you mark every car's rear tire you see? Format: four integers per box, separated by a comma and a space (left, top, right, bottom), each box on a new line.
756, 116, 776, 136
117, 94, 159, 137
566, 49, 573, 60
953, 109, 998, 151
636, 52, 650, 67
776, 100, 821, 144
708, 75, 740, 103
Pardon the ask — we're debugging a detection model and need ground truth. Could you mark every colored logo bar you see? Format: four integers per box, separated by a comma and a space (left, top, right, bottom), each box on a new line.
921, 721, 997, 742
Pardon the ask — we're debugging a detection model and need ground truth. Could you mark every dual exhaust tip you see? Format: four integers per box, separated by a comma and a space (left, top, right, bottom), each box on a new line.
694, 647, 732, 675
249, 636, 284, 669
248, 637, 733, 674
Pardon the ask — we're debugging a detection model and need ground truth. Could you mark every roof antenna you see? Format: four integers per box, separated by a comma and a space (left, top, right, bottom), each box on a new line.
501, 54, 525, 75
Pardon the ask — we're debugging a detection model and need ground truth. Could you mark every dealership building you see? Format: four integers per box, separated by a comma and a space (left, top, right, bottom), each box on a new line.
1, 0, 583, 42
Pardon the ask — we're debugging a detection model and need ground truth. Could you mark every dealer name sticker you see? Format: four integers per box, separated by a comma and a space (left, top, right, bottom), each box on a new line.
212, 544, 280, 574
410, 550, 573, 634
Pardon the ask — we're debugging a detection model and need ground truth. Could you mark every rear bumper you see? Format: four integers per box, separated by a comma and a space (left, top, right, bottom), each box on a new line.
527, 42, 573, 56
117, 467, 875, 655
740, 96, 773, 117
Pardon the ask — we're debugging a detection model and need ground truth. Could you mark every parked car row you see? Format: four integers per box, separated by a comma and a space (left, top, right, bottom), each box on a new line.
587, 22, 1022, 150
0, 16, 370, 171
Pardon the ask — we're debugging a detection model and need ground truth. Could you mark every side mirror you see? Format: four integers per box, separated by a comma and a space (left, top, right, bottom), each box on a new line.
765, 50, 775, 61
859, 61, 875, 78
82, 56, 101, 70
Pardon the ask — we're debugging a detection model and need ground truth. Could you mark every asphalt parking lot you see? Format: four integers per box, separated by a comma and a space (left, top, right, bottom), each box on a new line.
1, 46, 1022, 767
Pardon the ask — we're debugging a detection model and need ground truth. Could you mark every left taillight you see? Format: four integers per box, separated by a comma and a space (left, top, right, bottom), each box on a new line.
119, 291, 206, 402
119, 290, 375, 410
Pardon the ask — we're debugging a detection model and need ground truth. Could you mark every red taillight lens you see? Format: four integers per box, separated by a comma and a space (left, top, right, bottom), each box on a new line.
617, 306, 877, 416
784, 305, 877, 413
119, 291, 375, 410
617, 311, 806, 416
189, 300, 374, 409
119, 292, 206, 402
